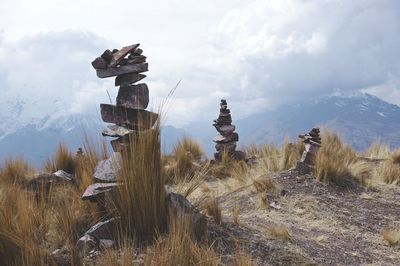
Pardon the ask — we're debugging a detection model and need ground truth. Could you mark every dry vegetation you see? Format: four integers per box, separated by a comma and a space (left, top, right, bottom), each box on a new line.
1, 129, 400, 265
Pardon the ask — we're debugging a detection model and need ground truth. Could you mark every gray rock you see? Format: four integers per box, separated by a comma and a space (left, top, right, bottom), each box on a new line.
213, 132, 239, 143
76, 234, 97, 254
53, 170, 74, 182
96, 63, 148, 78
214, 124, 235, 136
100, 104, 158, 129
130, 48, 143, 55
93, 153, 122, 183
91, 57, 107, 69
102, 125, 134, 138
115, 73, 146, 86
82, 182, 118, 201
116, 83, 149, 109
167, 192, 207, 241
101, 49, 113, 62
85, 218, 118, 241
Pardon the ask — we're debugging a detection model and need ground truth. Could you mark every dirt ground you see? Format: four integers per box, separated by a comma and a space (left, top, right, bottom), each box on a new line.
190, 168, 400, 265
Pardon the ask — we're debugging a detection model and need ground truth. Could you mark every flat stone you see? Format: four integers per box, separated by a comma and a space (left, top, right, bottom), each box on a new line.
214, 124, 235, 136
100, 104, 158, 129
116, 83, 149, 109
53, 170, 74, 182
102, 125, 134, 137
108, 44, 140, 67
213, 132, 238, 143
82, 183, 118, 201
85, 218, 118, 241
115, 73, 146, 86
91, 57, 107, 69
99, 239, 114, 250
93, 153, 122, 183
96, 63, 148, 78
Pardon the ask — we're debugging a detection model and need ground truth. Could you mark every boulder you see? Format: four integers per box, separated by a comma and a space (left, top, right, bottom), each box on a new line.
91, 57, 107, 69
76, 234, 97, 255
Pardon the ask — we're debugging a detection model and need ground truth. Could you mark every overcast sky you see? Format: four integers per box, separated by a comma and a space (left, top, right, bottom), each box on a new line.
0, 0, 399, 127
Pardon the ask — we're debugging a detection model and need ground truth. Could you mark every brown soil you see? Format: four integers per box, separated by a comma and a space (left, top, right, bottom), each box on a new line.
194, 169, 400, 265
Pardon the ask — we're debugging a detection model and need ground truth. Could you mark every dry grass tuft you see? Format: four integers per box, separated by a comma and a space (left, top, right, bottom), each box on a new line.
0, 157, 34, 185
373, 160, 400, 185
314, 131, 356, 183
249, 139, 303, 172
145, 214, 221, 265
205, 197, 223, 225
253, 174, 275, 192
45, 144, 76, 174
267, 225, 291, 241
110, 119, 168, 243
167, 137, 204, 182
381, 229, 400, 246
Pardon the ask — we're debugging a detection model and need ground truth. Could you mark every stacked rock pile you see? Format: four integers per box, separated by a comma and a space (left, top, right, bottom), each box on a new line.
213, 99, 245, 161
91, 43, 158, 153
76, 44, 206, 255
296, 127, 322, 173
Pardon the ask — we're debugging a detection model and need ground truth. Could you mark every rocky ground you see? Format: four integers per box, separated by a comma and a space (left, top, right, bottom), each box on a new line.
188, 168, 400, 265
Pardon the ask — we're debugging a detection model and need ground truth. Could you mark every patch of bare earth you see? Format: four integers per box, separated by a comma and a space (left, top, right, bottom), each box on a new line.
192, 169, 400, 265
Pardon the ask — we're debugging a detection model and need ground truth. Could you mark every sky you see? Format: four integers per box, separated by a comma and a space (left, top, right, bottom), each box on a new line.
0, 0, 399, 127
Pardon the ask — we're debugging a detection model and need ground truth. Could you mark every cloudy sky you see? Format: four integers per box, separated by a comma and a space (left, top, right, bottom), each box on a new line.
0, 0, 399, 127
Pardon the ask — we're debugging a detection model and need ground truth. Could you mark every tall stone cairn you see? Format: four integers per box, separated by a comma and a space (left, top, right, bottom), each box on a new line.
296, 127, 322, 174
91, 44, 158, 153
212, 99, 245, 161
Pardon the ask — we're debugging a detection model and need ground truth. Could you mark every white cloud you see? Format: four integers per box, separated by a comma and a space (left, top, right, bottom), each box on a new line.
0, 0, 399, 130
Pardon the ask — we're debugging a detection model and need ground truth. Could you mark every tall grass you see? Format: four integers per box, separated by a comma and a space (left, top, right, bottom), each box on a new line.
110, 119, 168, 243
247, 139, 303, 172
314, 131, 356, 183
45, 143, 76, 174
0, 157, 33, 185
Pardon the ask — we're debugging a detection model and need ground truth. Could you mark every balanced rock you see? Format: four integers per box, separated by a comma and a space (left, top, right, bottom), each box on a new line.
116, 83, 149, 109
115, 73, 146, 86
100, 104, 158, 129
93, 152, 122, 183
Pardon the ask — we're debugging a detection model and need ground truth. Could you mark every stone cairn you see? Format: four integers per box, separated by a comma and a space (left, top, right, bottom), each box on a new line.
212, 99, 245, 161
76, 44, 206, 255
296, 127, 322, 174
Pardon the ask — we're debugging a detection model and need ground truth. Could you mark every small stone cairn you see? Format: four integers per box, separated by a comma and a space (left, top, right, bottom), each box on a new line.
212, 99, 245, 161
296, 127, 322, 174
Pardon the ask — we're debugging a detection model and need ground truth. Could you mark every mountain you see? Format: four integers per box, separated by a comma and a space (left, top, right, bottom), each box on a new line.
0, 96, 185, 167
1, 92, 399, 166
185, 92, 400, 155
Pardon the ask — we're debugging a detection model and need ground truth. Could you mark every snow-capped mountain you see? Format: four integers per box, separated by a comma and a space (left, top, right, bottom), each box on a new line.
0, 96, 184, 167
185, 92, 400, 155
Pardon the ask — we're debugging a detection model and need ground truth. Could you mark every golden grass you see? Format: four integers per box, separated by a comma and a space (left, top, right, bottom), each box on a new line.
204, 197, 222, 225
253, 174, 275, 192
248, 139, 303, 172
110, 119, 168, 243
232, 203, 240, 225
45, 143, 76, 174
144, 214, 221, 266
314, 131, 356, 183
381, 229, 400, 246
0, 157, 34, 185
